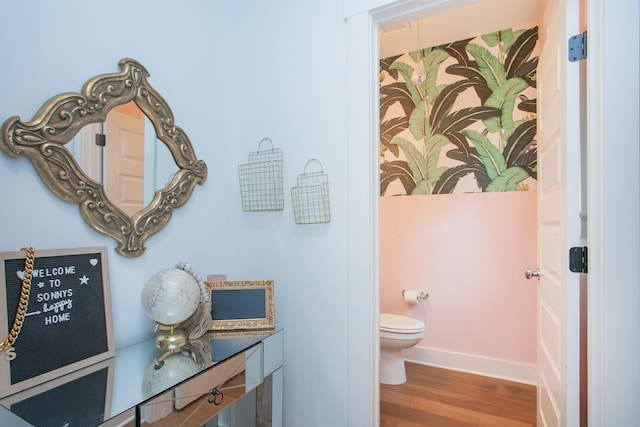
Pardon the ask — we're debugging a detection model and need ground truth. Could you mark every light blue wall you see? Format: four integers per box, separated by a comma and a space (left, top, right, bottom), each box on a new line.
0, 0, 240, 348
235, 1, 352, 425
0, 0, 354, 426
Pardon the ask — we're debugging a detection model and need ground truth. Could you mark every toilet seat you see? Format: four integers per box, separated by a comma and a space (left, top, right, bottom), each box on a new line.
380, 313, 424, 333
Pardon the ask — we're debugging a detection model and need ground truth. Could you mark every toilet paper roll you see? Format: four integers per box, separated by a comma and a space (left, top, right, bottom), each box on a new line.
403, 290, 419, 305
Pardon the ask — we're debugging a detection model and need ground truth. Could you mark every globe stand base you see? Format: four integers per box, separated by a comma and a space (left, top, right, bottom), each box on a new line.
155, 324, 188, 350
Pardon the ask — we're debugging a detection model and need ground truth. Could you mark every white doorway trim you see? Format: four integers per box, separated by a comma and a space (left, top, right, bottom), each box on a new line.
585, 0, 640, 425
346, 1, 506, 425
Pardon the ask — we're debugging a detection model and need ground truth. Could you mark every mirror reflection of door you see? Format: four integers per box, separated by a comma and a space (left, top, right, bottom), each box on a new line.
68, 101, 180, 218
69, 102, 145, 217
104, 102, 145, 217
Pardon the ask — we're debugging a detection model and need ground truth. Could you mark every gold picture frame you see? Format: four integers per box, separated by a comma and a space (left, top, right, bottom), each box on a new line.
206, 280, 274, 331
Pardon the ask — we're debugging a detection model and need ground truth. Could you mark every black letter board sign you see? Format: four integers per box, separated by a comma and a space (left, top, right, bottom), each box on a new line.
0, 247, 115, 398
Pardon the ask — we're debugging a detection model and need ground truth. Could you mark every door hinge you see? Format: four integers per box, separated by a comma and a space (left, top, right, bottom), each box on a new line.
568, 31, 587, 62
569, 246, 588, 273
95, 133, 106, 147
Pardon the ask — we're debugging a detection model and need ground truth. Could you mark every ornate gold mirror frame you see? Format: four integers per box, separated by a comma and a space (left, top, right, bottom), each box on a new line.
0, 58, 207, 257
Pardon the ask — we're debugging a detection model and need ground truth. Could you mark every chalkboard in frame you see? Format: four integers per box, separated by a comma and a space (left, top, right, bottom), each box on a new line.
207, 280, 274, 331
0, 246, 115, 398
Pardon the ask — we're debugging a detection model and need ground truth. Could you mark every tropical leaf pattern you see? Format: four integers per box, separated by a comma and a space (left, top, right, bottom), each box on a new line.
380, 26, 538, 196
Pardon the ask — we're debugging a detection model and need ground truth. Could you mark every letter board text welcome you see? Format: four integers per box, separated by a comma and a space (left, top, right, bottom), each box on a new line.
0, 247, 114, 398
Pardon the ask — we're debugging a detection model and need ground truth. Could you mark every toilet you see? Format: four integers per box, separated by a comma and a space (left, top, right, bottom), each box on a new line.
379, 313, 425, 385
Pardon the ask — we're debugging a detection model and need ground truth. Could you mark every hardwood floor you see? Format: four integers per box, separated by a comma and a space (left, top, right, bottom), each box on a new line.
380, 362, 536, 427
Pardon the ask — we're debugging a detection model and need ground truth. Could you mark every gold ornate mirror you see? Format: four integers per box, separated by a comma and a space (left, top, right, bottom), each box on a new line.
0, 58, 207, 257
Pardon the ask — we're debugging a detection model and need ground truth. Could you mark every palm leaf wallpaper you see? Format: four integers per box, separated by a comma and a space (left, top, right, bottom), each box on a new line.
380, 26, 538, 196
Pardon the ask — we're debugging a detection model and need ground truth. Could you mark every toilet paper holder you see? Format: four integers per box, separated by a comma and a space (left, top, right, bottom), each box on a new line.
402, 289, 429, 300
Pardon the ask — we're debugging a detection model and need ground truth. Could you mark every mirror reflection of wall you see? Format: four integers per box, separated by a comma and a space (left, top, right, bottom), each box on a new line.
144, 114, 180, 209
68, 101, 178, 217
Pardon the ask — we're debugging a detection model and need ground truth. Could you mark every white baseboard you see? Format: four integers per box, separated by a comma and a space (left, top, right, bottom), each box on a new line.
403, 345, 537, 386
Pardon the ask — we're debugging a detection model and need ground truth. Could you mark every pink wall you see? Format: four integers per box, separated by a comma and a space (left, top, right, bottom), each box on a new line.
380, 190, 537, 364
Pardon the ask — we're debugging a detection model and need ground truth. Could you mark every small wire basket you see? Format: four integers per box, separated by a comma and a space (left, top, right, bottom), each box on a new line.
238, 138, 284, 211
291, 159, 330, 224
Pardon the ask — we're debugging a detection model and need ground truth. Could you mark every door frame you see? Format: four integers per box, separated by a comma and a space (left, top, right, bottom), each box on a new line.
584, 0, 640, 425
345, 0, 640, 425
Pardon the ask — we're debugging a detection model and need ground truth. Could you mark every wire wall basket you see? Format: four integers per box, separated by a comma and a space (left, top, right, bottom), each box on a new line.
238, 138, 284, 211
291, 159, 331, 224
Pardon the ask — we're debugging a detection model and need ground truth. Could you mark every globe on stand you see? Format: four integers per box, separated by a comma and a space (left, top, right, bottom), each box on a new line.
141, 268, 201, 349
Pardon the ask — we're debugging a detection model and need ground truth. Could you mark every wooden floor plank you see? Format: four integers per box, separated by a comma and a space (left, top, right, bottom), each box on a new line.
381, 362, 536, 427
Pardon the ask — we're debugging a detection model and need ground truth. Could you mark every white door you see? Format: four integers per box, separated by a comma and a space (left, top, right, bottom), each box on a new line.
536, 0, 582, 425
104, 109, 145, 217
